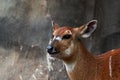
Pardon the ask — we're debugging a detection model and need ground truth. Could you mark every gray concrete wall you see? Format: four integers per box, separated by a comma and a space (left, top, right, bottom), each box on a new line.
0, 0, 50, 80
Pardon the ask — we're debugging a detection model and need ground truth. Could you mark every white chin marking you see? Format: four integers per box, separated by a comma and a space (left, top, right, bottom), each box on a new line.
64, 41, 75, 72
64, 61, 76, 72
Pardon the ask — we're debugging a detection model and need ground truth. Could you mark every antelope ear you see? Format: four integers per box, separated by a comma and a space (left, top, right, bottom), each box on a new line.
80, 20, 97, 38
52, 21, 60, 31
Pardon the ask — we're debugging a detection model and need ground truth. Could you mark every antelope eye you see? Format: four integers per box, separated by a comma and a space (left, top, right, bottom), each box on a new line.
62, 34, 71, 39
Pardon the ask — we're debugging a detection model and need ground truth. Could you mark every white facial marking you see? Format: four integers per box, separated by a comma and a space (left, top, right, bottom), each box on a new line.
65, 47, 71, 56
64, 61, 76, 72
109, 56, 112, 79
49, 39, 53, 45
64, 41, 76, 72
53, 36, 62, 41
64, 41, 74, 56
55, 36, 62, 41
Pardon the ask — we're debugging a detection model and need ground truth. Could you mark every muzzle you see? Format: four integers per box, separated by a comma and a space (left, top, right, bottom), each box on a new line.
47, 36, 62, 54
47, 45, 59, 54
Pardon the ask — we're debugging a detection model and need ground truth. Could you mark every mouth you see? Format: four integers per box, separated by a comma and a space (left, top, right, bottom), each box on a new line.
48, 51, 60, 55
46, 45, 61, 57
47, 51, 61, 58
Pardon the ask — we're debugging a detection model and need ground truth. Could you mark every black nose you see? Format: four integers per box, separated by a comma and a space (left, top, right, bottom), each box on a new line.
46, 45, 54, 54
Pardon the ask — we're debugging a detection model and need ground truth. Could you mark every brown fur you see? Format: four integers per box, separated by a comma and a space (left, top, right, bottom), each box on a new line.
49, 24, 120, 80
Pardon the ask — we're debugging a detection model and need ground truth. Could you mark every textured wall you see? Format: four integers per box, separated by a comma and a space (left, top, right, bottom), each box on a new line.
0, 0, 51, 50
92, 0, 120, 53
0, 0, 50, 80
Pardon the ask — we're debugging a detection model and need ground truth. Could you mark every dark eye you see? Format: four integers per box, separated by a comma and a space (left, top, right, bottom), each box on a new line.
62, 35, 71, 39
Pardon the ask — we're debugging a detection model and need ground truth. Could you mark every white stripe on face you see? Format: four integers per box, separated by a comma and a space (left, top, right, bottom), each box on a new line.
54, 36, 62, 41
49, 36, 62, 45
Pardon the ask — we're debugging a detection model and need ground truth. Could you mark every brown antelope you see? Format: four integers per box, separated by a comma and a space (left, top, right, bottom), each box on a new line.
46, 20, 120, 80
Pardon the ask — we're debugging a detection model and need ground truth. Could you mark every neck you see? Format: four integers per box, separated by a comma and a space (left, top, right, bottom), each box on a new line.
63, 41, 97, 80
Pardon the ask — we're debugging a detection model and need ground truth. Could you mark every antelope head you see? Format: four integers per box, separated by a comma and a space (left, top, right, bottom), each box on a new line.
47, 20, 97, 61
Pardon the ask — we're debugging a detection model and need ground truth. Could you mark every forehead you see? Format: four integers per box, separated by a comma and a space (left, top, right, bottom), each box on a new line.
53, 27, 72, 36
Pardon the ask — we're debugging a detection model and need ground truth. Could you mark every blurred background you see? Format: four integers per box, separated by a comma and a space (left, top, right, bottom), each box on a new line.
0, 0, 120, 80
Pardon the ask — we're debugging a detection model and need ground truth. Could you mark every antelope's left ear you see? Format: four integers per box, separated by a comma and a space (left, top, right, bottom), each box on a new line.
80, 20, 97, 38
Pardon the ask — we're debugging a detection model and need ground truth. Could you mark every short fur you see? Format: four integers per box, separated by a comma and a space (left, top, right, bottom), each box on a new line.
47, 20, 120, 80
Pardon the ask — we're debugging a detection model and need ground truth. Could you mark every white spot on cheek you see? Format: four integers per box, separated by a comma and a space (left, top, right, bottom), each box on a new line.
65, 47, 71, 56
109, 56, 112, 79
64, 41, 74, 56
